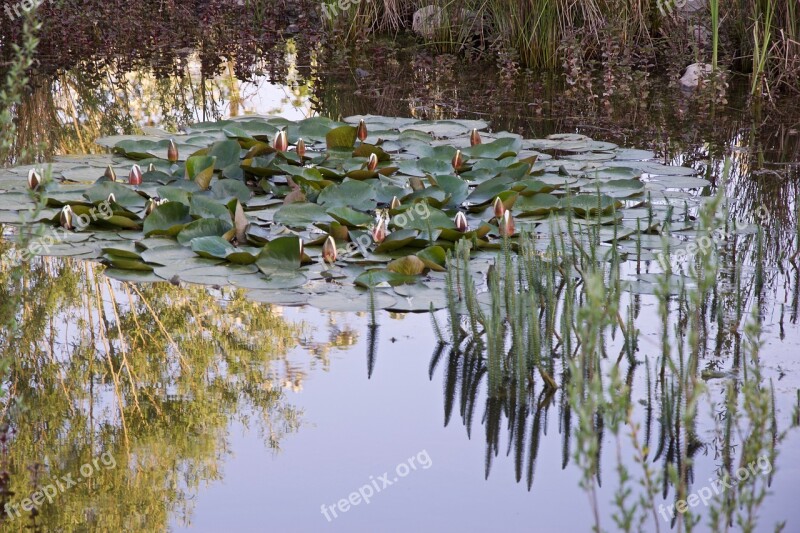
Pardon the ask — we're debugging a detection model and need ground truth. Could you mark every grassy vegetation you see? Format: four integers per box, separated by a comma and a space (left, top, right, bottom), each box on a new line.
324, 0, 800, 94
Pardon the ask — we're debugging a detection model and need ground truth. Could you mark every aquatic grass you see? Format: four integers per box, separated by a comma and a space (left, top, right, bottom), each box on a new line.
710, 0, 719, 72
316, 0, 800, 94
434, 160, 796, 529
750, 0, 775, 97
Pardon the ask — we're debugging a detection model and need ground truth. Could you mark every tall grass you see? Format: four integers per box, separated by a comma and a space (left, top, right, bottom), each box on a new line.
750, 0, 775, 97
322, 0, 800, 94
710, 0, 719, 72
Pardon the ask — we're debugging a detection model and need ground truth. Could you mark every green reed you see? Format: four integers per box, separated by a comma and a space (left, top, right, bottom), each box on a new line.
438, 164, 789, 530
750, 0, 775, 97
320, 0, 800, 94
710, 0, 719, 72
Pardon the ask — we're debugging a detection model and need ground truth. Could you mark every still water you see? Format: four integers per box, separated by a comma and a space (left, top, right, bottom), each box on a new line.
2, 42, 800, 532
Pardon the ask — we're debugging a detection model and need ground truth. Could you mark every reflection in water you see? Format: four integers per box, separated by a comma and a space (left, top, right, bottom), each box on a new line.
0, 257, 305, 530
426, 192, 798, 529
9, 44, 315, 165
2, 31, 800, 531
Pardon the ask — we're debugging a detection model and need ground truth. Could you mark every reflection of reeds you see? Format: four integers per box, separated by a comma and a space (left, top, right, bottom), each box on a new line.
434, 171, 788, 529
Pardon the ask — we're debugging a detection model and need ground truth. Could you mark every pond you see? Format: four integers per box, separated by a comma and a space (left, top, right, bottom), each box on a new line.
1, 37, 800, 533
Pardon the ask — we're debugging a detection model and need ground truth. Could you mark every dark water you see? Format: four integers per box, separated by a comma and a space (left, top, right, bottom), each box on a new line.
2, 39, 800, 532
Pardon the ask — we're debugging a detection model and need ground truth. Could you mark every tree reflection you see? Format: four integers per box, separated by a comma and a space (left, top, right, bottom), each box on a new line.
0, 257, 303, 530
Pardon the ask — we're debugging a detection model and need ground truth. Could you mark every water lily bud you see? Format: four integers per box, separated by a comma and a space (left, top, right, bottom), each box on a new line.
323, 235, 337, 264
299, 238, 304, 258
60, 205, 74, 230
367, 153, 379, 172
356, 119, 367, 142
147, 163, 156, 173
104, 165, 117, 182
372, 219, 387, 243
493, 197, 506, 219
27, 169, 41, 191
470, 128, 482, 146
274, 130, 289, 152
390, 196, 401, 210
167, 139, 179, 162
296, 138, 306, 159
452, 149, 463, 171
107, 193, 116, 205
455, 211, 469, 232
145, 198, 158, 215
500, 210, 515, 237
129, 164, 143, 186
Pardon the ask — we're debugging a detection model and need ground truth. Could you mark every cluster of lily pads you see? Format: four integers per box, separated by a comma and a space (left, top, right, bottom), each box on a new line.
0, 115, 713, 312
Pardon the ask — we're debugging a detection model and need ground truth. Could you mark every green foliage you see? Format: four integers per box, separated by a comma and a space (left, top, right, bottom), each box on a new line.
0, 12, 40, 165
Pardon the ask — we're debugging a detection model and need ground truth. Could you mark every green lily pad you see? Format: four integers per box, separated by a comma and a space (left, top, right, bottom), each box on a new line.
177, 218, 234, 245
143, 202, 193, 237
274, 203, 330, 227
355, 269, 419, 288
326, 125, 358, 149
185, 155, 216, 190
387, 255, 427, 275
416, 245, 447, 271
327, 206, 374, 228
191, 236, 236, 259
257, 236, 303, 272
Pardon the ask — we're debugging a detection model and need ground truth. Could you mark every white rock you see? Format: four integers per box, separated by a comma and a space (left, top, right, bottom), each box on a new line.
679, 62, 713, 89
412, 5, 443, 39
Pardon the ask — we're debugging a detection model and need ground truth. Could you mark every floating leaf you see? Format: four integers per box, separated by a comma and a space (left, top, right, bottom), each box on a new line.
206, 140, 242, 170
190, 195, 230, 221
327, 206, 374, 228
563, 194, 621, 216
416, 246, 447, 271
326, 125, 358, 149
212, 179, 251, 204
177, 218, 233, 245
387, 255, 427, 275
143, 202, 192, 237
373, 229, 419, 253
274, 203, 330, 227
257, 236, 302, 272
102, 252, 154, 271
185, 155, 216, 190
515, 193, 560, 215
191, 236, 236, 259
354, 269, 419, 288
